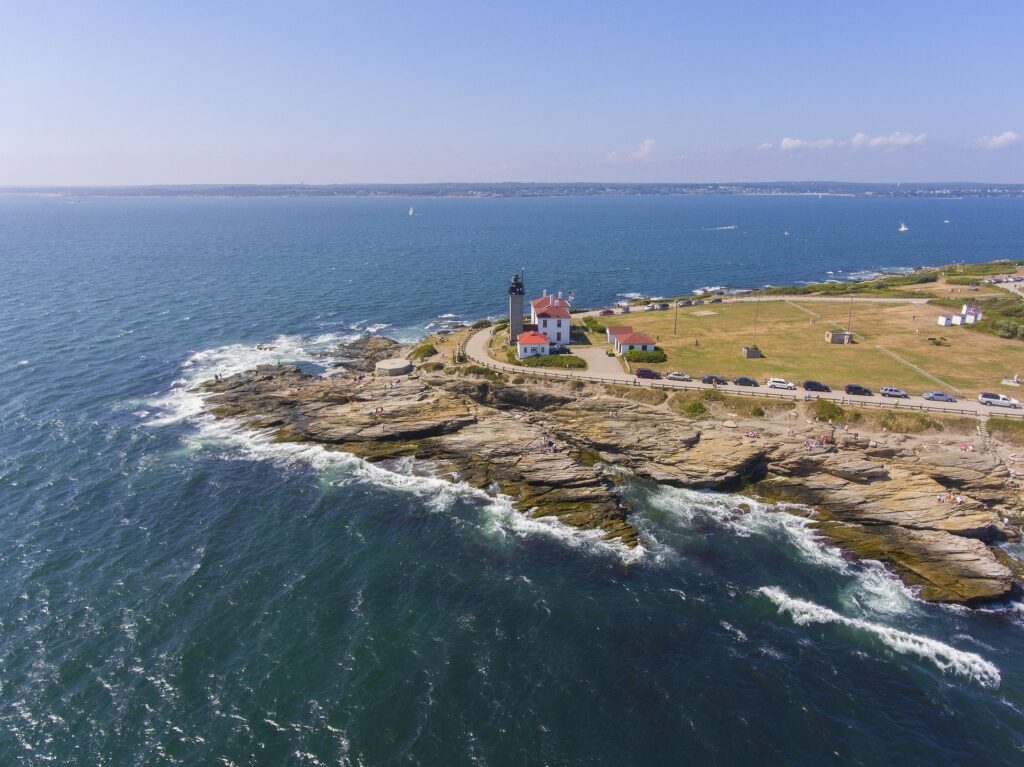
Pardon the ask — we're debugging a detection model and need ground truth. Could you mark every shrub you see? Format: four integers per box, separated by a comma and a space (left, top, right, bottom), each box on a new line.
493, 321, 509, 332
518, 354, 587, 369
682, 400, 708, 418
462, 364, 504, 382
570, 380, 585, 391
470, 319, 492, 330
624, 349, 668, 363
409, 342, 438, 361
418, 361, 444, 372
605, 385, 667, 406
812, 399, 846, 422
583, 317, 606, 333
698, 389, 724, 403
749, 405, 765, 417
511, 375, 525, 384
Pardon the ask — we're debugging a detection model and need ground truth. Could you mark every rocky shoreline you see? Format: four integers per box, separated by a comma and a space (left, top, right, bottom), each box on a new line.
198, 336, 1024, 606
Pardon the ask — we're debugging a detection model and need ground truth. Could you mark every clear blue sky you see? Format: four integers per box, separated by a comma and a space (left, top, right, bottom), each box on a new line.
2, 1, 1022, 184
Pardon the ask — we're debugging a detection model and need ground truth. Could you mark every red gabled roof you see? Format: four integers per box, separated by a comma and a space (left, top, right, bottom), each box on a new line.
536, 305, 571, 319
531, 295, 571, 310
606, 326, 633, 337
517, 331, 550, 345
618, 332, 656, 345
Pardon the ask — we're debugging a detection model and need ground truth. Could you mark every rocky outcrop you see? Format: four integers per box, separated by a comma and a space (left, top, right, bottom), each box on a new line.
197, 346, 1023, 606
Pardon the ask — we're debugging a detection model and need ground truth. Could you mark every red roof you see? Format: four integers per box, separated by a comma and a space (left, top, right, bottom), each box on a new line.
617, 332, 656, 345
517, 331, 550, 345
536, 305, 571, 319
531, 295, 571, 310
606, 326, 633, 337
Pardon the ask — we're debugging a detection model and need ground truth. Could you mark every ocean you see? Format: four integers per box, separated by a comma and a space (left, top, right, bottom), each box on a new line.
2, 193, 1023, 765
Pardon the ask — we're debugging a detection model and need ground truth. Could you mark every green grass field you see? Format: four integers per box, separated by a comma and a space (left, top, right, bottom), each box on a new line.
610, 300, 1023, 396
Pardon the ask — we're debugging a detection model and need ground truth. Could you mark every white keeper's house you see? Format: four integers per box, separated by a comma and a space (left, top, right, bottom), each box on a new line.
530, 291, 572, 344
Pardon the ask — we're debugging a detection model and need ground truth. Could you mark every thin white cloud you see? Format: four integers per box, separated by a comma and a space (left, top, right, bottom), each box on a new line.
972, 131, 1021, 150
627, 138, 656, 161
757, 142, 773, 151
851, 131, 926, 150
776, 132, 925, 152
780, 137, 841, 151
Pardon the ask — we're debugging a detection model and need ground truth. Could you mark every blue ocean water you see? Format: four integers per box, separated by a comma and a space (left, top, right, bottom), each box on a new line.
1, 193, 1024, 765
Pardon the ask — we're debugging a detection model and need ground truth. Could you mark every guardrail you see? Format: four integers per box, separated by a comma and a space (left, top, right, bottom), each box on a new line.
467, 328, 1024, 421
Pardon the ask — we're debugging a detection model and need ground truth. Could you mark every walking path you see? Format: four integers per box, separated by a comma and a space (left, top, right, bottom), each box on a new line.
465, 326, 1023, 420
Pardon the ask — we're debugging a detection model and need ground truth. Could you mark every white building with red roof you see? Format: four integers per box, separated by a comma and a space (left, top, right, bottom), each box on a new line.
606, 326, 657, 354
530, 291, 573, 345
516, 330, 551, 359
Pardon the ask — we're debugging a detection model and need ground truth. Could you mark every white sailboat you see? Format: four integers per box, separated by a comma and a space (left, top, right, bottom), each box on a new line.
898, 222, 909, 233
409, 207, 415, 216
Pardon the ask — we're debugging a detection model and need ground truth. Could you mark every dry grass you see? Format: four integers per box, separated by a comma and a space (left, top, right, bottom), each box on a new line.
604, 384, 668, 406
618, 300, 1023, 398
989, 417, 1024, 446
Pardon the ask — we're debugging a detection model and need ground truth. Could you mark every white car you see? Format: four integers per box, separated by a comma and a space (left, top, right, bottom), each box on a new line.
978, 392, 1021, 408
767, 378, 796, 390
666, 372, 692, 381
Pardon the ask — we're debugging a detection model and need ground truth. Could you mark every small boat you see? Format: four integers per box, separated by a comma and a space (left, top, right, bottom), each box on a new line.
898, 222, 909, 233
944, 219, 950, 224
783, 230, 790, 236
408, 207, 415, 216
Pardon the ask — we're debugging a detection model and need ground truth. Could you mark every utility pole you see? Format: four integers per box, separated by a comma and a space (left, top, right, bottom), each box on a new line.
752, 296, 760, 348
673, 297, 679, 335
847, 296, 854, 337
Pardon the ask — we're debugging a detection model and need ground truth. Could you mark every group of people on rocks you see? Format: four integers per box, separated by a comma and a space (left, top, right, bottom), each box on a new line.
937, 489, 965, 506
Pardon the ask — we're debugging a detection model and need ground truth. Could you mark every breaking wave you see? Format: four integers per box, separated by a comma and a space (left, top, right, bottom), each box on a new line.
758, 586, 1001, 688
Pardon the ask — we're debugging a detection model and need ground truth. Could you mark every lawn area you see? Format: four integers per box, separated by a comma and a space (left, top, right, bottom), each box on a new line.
617, 299, 1023, 396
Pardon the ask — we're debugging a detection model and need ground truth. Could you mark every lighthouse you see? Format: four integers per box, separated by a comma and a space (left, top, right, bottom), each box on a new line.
508, 273, 525, 343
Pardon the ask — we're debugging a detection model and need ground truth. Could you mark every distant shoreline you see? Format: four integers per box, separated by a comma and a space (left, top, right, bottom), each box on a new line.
2, 182, 1024, 200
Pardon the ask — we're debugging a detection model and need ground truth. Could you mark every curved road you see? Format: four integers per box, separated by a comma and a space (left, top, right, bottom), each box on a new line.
465, 327, 1023, 420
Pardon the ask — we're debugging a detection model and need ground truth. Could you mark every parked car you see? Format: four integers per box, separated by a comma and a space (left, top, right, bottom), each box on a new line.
767, 377, 796, 390
677, 299, 693, 307
666, 372, 692, 381
636, 368, 661, 380
802, 380, 830, 392
922, 391, 957, 402
880, 386, 910, 398
734, 376, 759, 387
618, 306, 631, 314
709, 297, 723, 304
844, 384, 873, 396
599, 309, 614, 316
657, 302, 670, 310
549, 344, 570, 355
978, 392, 1021, 408
701, 375, 727, 385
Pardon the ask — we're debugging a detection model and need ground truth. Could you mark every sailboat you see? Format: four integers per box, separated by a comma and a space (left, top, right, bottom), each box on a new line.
898, 222, 909, 233
409, 207, 415, 216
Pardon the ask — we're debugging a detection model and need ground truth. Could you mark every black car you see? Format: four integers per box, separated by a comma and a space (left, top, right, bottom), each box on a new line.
549, 344, 571, 355
844, 384, 873, 396
803, 380, 830, 392
734, 376, 759, 387
701, 375, 727, 385
636, 368, 661, 380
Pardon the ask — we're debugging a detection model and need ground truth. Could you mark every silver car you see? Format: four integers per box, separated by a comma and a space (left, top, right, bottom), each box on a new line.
978, 392, 1021, 408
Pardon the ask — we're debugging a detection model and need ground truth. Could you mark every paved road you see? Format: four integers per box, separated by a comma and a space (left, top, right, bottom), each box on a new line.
466, 327, 1024, 420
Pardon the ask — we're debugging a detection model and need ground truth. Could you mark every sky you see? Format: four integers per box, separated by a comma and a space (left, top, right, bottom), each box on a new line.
1, 1, 1022, 185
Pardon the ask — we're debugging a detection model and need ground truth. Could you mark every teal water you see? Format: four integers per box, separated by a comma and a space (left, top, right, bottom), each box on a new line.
2, 194, 1024, 765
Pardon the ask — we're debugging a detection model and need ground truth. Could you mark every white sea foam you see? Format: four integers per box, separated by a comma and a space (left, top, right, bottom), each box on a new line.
757, 586, 1001, 688
703, 225, 737, 231
650, 486, 917, 616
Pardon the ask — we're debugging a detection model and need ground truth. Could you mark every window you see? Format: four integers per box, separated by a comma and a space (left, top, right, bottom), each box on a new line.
556, 332, 561, 341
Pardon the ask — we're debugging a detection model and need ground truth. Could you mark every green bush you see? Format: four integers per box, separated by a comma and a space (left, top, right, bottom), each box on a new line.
624, 349, 668, 363
470, 319, 493, 330
682, 400, 708, 418
518, 354, 587, 369
511, 375, 525, 384
749, 405, 765, 417
462, 364, 504, 382
583, 317, 606, 333
812, 399, 846, 422
493, 321, 509, 332
409, 342, 438, 361
418, 361, 444, 372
